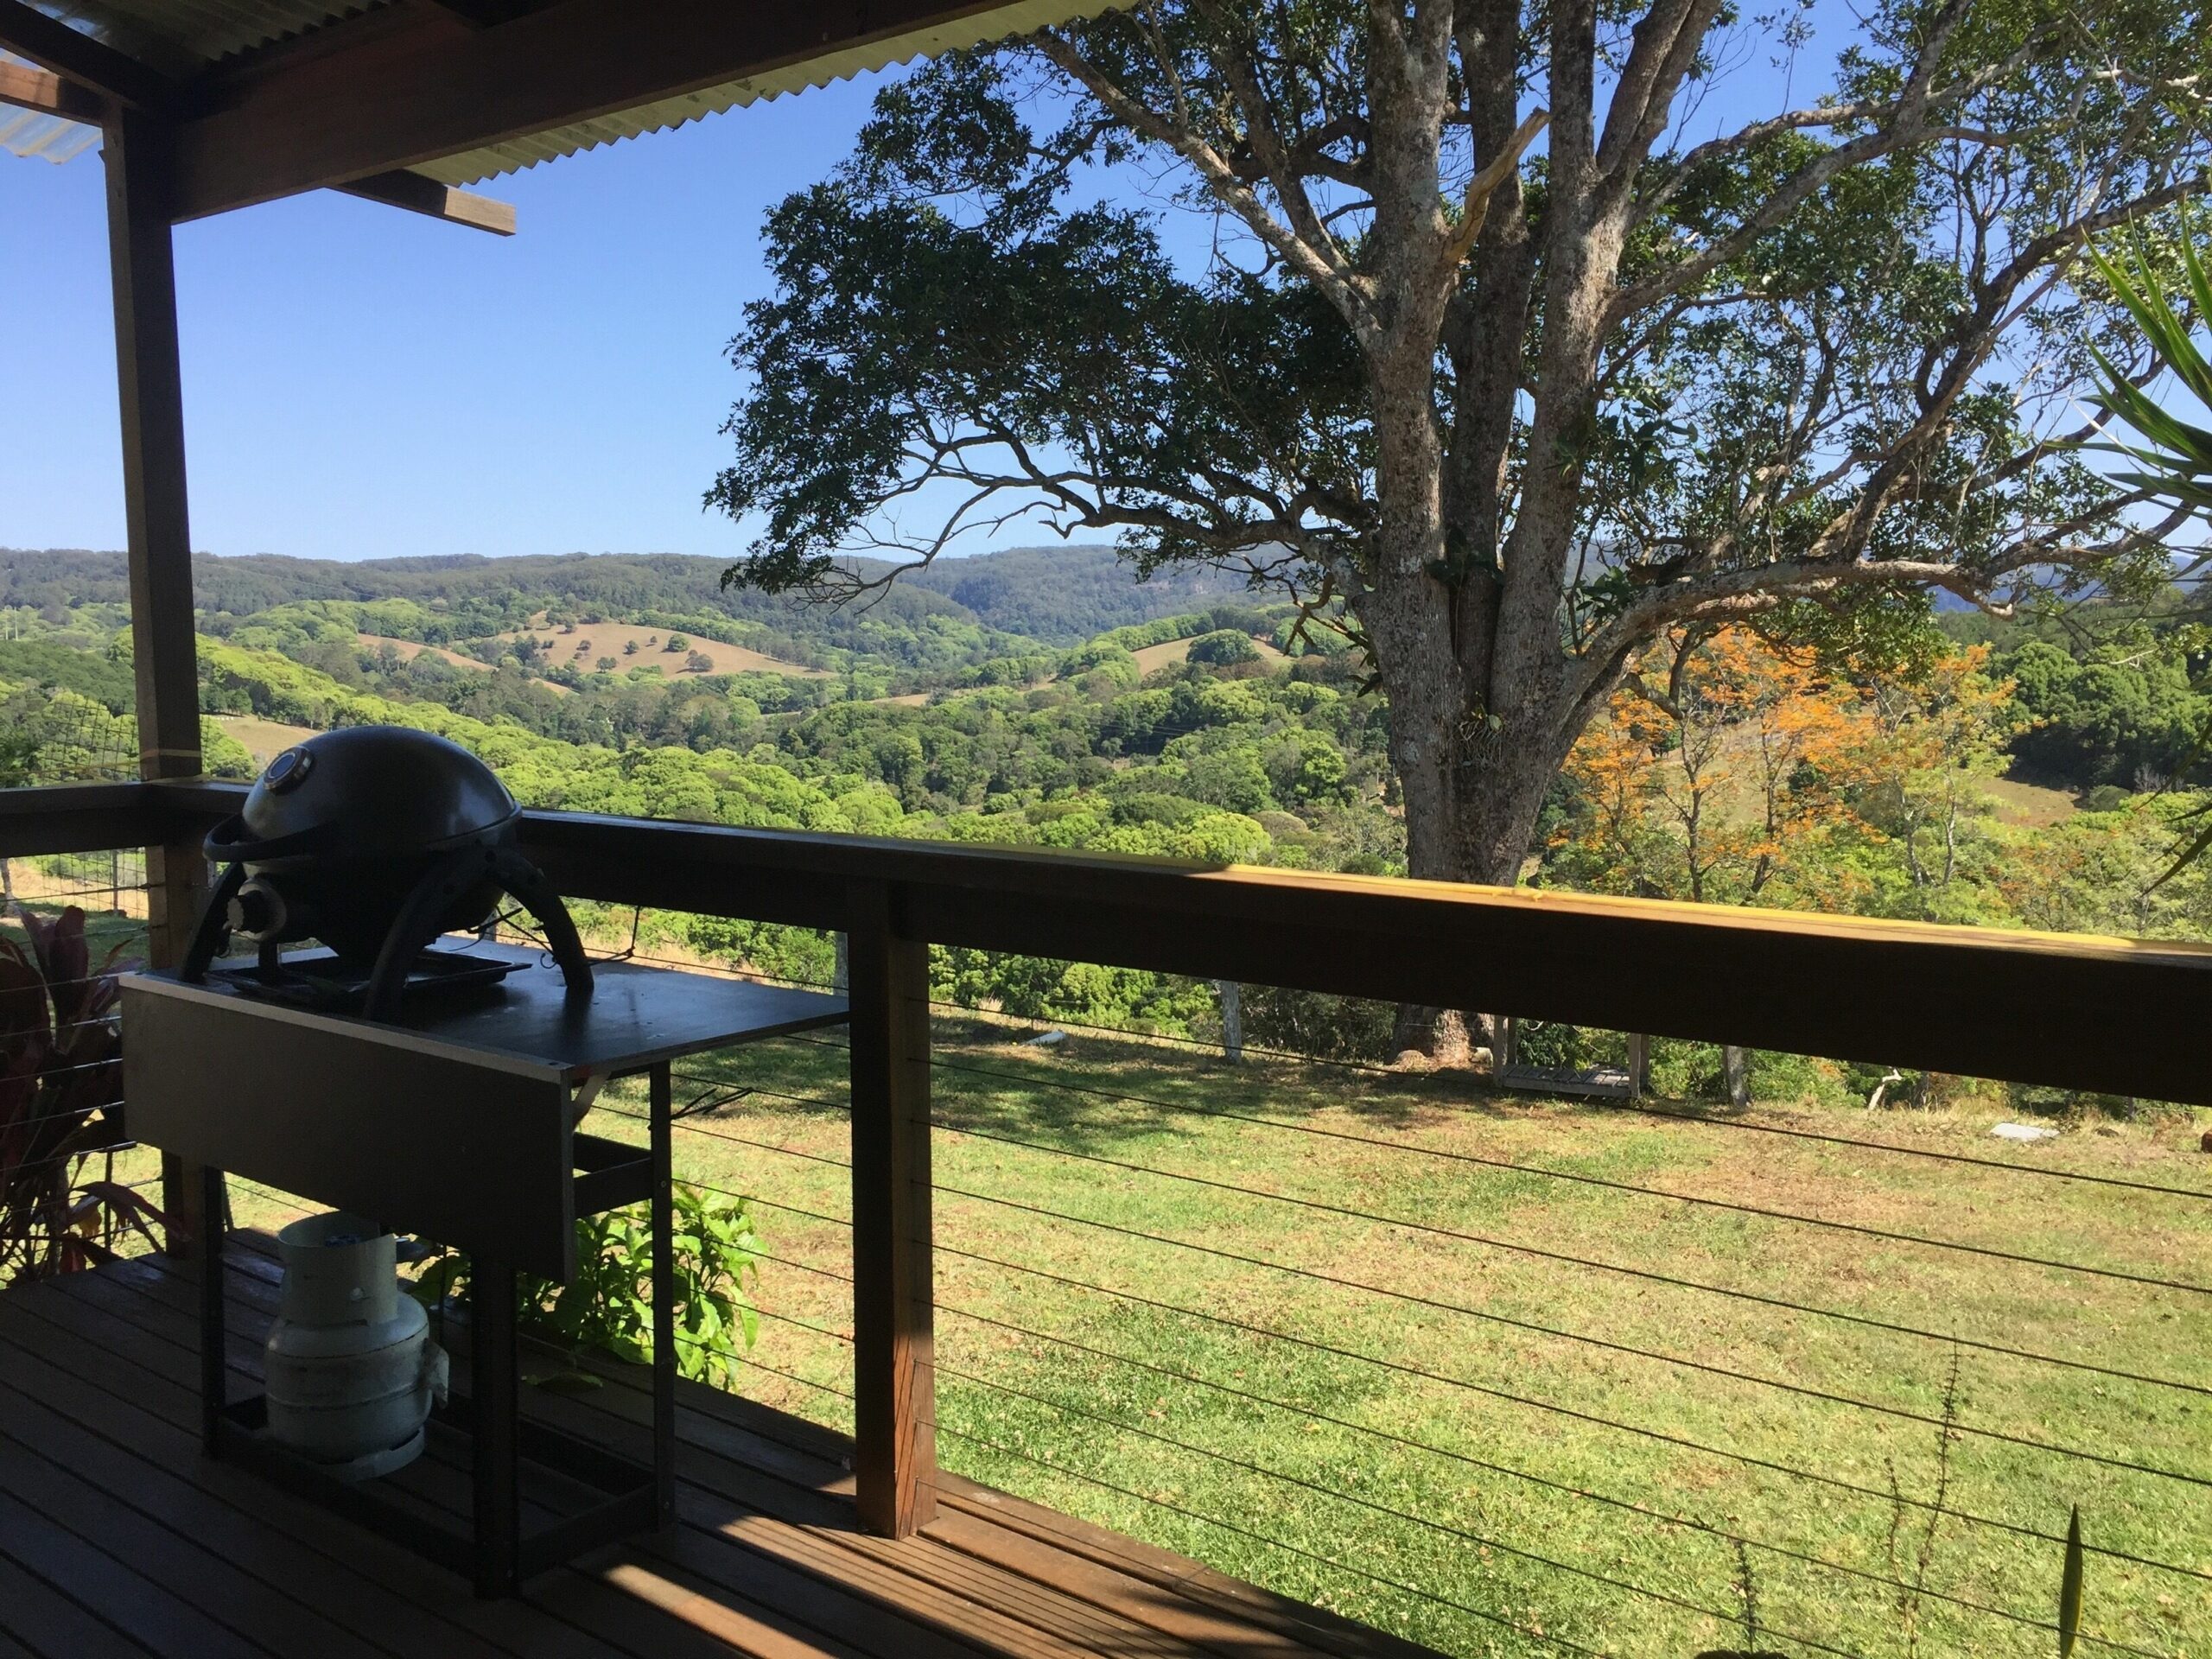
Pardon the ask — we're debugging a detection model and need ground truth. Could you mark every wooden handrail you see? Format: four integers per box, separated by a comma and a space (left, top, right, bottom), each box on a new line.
27, 776, 2196, 1108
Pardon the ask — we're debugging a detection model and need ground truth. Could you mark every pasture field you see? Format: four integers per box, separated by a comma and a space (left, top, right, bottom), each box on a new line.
1128, 633, 1291, 675
496, 621, 830, 677
353, 633, 496, 673
207, 713, 321, 766
555, 1016, 2212, 1659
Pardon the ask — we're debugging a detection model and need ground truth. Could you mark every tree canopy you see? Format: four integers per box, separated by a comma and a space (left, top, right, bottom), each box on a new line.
711, 0, 2212, 993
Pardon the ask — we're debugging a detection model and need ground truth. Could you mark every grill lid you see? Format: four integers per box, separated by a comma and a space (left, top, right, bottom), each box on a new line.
207, 727, 518, 868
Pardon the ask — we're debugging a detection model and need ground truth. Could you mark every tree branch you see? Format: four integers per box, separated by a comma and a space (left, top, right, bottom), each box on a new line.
1442, 108, 1550, 275
1033, 26, 1376, 335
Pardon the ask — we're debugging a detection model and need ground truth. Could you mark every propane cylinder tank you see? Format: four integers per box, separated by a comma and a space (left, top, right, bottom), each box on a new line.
264, 1211, 448, 1481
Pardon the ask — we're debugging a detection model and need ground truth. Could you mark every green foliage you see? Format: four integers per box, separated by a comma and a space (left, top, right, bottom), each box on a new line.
931, 947, 1218, 1036
708, 49, 1368, 596
0, 683, 137, 783
899, 548, 1244, 645
199, 718, 258, 779
1236, 985, 1396, 1062
407, 1185, 762, 1389
0, 907, 158, 1286
0, 638, 137, 712
2082, 209, 2212, 516
1185, 628, 1260, 666
2004, 639, 2203, 790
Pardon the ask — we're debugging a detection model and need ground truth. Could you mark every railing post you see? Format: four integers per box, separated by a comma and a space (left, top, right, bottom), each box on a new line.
104, 107, 211, 1256
847, 878, 936, 1537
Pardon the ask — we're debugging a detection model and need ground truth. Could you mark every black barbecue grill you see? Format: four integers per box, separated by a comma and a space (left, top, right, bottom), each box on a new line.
133, 721, 850, 1594
181, 726, 593, 1019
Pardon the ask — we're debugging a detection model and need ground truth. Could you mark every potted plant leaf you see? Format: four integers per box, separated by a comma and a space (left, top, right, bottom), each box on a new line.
0, 905, 163, 1284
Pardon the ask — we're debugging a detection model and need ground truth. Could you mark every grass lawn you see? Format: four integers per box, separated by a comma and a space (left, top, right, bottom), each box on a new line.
551, 1018, 2212, 1659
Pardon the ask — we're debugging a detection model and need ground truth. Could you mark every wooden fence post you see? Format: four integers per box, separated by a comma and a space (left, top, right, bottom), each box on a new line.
104, 107, 211, 1256
847, 879, 936, 1537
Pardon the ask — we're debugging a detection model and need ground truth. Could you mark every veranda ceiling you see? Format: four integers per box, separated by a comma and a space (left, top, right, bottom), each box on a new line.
5, 0, 1113, 193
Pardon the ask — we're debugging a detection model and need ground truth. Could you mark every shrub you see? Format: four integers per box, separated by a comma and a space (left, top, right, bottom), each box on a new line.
1239, 985, 1397, 1062
0, 907, 161, 1285
409, 1185, 762, 1389
1187, 628, 1261, 666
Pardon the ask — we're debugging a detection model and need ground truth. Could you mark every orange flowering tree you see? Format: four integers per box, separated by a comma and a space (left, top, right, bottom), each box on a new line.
1552, 629, 1886, 908
1552, 631, 2022, 919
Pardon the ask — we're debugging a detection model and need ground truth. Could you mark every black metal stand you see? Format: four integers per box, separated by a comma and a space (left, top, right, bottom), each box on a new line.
199, 1059, 678, 1598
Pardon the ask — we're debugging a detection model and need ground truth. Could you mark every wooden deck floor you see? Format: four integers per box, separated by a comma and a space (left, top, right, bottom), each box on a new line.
0, 1243, 1437, 1659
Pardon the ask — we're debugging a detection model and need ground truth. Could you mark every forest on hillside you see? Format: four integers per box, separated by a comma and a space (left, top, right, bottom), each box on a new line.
1, 545, 2207, 1098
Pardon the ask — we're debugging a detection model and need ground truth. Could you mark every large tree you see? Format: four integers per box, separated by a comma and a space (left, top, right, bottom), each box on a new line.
710, 0, 2209, 944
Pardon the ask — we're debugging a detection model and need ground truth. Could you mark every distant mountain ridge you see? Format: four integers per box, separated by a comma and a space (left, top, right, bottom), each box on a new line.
0, 544, 1245, 650
892, 547, 1247, 643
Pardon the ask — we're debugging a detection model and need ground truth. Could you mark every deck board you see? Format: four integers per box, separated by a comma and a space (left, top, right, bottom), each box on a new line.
0, 1247, 1442, 1659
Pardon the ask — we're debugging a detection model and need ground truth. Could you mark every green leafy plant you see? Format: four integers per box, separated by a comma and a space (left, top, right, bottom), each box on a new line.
0, 906, 162, 1285
2079, 216, 2212, 880
408, 1185, 763, 1389
2085, 212, 2212, 515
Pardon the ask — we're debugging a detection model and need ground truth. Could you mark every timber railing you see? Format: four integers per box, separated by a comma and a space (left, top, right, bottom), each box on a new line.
6, 777, 2210, 1655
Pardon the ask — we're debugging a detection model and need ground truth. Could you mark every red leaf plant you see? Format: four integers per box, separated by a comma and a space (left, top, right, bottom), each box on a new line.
0, 906, 162, 1284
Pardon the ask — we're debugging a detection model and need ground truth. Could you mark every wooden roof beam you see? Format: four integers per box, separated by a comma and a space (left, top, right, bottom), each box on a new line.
168, 0, 1039, 220
0, 0, 172, 111
0, 55, 105, 123
336, 168, 517, 235
0, 34, 514, 236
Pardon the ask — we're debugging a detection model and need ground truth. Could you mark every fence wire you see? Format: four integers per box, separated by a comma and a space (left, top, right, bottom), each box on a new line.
192, 916, 2212, 1657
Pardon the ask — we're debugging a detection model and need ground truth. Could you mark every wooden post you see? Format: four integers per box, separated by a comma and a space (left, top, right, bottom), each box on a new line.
847, 879, 936, 1537
1215, 980, 1243, 1065
105, 106, 211, 1254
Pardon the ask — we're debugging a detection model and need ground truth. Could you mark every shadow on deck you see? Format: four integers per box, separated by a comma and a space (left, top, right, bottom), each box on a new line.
0, 1242, 1439, 1659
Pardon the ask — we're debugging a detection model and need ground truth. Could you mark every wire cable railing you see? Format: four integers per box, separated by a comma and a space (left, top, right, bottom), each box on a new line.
608, 942, 2212, 1201
619, 1150, 2212, 1590
549, 1093, 2212, 1635
602, 1095, 2212, 1461
164, 907, 2212, 1658
925, 1122, 2212, 1487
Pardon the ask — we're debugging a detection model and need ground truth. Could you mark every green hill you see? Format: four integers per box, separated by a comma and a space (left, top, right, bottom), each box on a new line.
0, 545, 1243, 669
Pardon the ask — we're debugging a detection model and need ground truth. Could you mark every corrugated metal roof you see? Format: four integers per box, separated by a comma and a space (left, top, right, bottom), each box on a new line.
420, 0, 1122, 188
22, 1, 376, 78
5, 1, 1115, 190
0, 48, 97, 160
0, 103, 99, 160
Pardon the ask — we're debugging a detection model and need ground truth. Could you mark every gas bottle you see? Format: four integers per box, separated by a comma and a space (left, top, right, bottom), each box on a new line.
263, 1211, 448, 1480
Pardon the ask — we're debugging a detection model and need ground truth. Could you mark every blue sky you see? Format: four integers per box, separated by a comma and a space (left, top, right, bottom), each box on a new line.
0, 15, 1842, 565
2, 75, 896, 563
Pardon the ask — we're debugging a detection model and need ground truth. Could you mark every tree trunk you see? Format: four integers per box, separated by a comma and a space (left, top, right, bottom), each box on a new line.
1215, 980, 1243, 1065
1377, 642, 1568, 1062
1722, 1045, 1751, 1109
